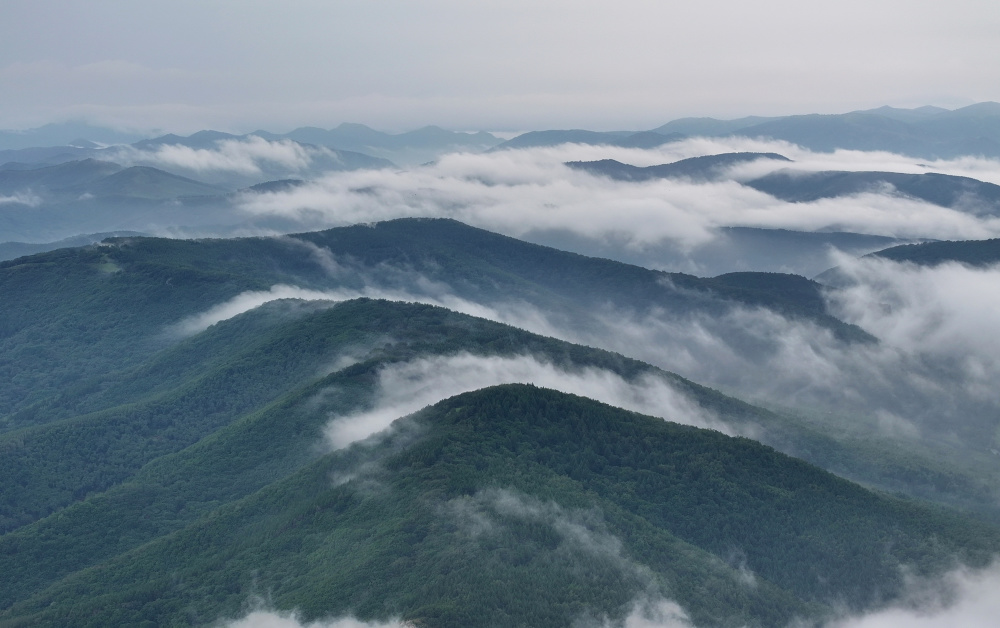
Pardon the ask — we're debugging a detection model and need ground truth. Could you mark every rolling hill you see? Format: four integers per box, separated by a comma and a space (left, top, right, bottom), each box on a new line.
493, 130, 684, 151
0, 218, 873, 426
746, 170, 1000, 214
3, 382, 998, 627
566, 153, 791, 182
3, 218, 1000, 627
869, 238, 1000, 267
506, 103, 1000, 158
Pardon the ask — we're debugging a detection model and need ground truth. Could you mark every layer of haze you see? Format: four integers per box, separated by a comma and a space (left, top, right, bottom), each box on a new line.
2, 1, 998, 132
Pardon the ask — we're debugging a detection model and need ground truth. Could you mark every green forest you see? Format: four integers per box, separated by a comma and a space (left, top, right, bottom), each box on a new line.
2, 219, 999, 627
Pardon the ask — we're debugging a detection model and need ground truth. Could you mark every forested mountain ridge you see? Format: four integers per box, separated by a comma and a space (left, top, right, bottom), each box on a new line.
489, 102, 1000, 158
566, 153, 791, 182
4, 94, 1000, 628
746, 170, 1000, 213
0, 218, 872, 421
869, 237, 1000, 267
4, 384, 998, 628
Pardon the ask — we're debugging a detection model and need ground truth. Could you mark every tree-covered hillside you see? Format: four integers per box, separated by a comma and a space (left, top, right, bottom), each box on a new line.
0, 218, 872, 422
3, 385, 997, 628
746, 170, 1000, 213
3, 220, 999, 628
870, 238, 1000, 267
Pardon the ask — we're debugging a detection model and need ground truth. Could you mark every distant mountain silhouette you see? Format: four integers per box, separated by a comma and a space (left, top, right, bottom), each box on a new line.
494, 129, 683, 150
242, 178, 305, 194
567, 152, 790, 181
649, 103, 1000, 158
0, 121, 148, 151
0, 158, 123, 194
0, 231, 147, 262
500, 103, 1000, 158
523, 226, 907, 278
0, 145, 94, 167
0, 159, 224, 200
747, 170, 1000, 214
870, 238, 1000, 267
276, 123, 501, 152
72, 166, 225, 199
651, 115, 781, 136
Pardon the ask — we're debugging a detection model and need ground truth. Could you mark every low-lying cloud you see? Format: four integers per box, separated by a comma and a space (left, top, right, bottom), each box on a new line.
0, 191, 42, 207
234, 140, 1000, 256
224, 610, 409, 628
324, 353, 725, 450
176, 247, 1000, 446
590, 600, 694, 628
221, 484, 696, 627
220, 545, 1000, 628
564, 296, 998, 444
652, 136, 1000, 186
170, 284, 508, 337
115, 136, 325, 175
828, 256, 1000, 371
826, 563, 1000, 628
448, 488, 657, 583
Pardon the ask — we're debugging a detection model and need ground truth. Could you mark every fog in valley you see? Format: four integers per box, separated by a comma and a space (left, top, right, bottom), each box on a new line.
5, 2, 1000, 625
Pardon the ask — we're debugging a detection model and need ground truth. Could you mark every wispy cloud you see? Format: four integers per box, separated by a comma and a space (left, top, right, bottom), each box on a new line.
324, 353, 725, 450
114, 136, 328, 175
174, 244, 1000, 445
596, 599, 695, 628
169, 284, 506, 337
224, 610, 409, 628
828, 255, 1000, 397
827, 563, 1000, 628
0, 191, 42, 206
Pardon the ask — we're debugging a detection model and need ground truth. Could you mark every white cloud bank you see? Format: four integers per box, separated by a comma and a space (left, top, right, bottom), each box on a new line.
222, 564, 1000, 628
324, 353, 724, 450
605, 600, 694, 628
0, 191, 42, 206
224, 611, 409, 628
169, 284, 507, 337
235, 139, 1000, 252
827, 563, 1000, 628
174, 243, 1000, 439
114, 136, 328, 175
828, 256, 1000, 391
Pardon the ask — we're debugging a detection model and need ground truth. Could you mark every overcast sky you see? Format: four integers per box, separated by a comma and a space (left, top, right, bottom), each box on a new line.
2, 0, 999, 133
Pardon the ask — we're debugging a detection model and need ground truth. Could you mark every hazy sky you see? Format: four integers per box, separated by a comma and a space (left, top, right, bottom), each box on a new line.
2, 0, 999, 133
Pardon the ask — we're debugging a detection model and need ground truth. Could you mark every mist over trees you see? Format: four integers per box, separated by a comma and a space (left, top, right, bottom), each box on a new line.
3, 103, 1000, 627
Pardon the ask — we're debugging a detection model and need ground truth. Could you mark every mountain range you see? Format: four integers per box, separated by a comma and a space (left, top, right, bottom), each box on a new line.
6, 102, 1000, 169
489, 103, 1000, 158
3, 105, 1000, 627
3, 219, 1000, 626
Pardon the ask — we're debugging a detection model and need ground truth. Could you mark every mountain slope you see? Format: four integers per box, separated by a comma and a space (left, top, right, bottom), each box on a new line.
747, 170, 1000, 214
0, 121, 147, 150
645, 103, 1000, 158
4, 385, 997, 628
566, 153, 791, 182
73, 165, 226, 199
870, 238, 1000, 267
494, 130, 684, 150
0, 158, 123, 194
0, 231, 146, 262
0, 218, 872, 421
2, 297, 998, 620
522, 226, 909, 278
